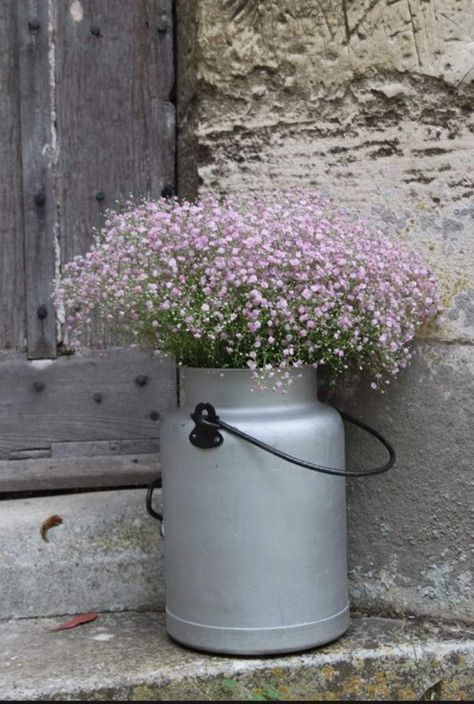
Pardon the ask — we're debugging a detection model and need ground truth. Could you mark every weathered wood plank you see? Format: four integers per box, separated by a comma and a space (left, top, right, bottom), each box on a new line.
16, 0, 57, 358
0, 349, 176, 460
145, 0, 176, 197
0, 2, 176, 489
0, 454, 160, 492
55, 0, 176, 264
0, 1, 27, 351
9, 449, 51, 460
51, 437, 160, 458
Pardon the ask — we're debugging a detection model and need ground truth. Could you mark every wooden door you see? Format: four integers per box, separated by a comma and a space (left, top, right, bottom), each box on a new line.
0, 0, 176, 492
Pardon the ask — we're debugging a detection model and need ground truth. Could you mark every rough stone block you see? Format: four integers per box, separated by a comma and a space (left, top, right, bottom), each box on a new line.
176, 0, 474, 624
0, 612, 472, 701
326, 341, 474, 621
0, 489, 164, 619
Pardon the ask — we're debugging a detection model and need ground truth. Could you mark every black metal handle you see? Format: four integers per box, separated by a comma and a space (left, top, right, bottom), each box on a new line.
146, 477, 163, 522
190, 403, 396, 478
146, 404, 396, 522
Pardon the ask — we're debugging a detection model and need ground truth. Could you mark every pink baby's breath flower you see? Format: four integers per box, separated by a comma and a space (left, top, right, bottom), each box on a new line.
53, 189, 440, 391
247, 322, 261, 333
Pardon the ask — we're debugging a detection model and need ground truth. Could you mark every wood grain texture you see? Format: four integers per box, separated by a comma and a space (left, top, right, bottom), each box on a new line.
145, 0, 175, 197
0, 454, 160, 492
16, 0, 57, 358
0, 1, 26, 351
0, 349, 176, 460
56, 0, 176, 264
0, 2, 176, 487
51, 437, 160, 458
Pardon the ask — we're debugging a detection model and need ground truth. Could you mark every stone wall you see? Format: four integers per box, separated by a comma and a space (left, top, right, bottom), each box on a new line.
176, 0, 474, 621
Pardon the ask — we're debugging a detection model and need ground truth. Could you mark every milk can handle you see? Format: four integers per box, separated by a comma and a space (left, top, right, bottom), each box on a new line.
146, 477, 163, 523
146, 403, 396, 523
189, 402, 396, 478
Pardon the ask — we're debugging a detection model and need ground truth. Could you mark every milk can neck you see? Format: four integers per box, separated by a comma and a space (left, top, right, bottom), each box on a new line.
179, 367, 319, 410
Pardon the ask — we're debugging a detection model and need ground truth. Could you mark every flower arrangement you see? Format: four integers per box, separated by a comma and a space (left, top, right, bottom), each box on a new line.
54, 190, 439, 390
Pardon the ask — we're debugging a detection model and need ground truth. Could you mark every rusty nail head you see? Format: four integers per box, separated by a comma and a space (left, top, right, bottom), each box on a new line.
150, 411, 160, 421
157, 15, 169, 32
37, 304, 48, 320
34, 191, 46, 206
135, 374, 148, 387
93, 392, 103, 404
33, 381, 45, 392
161, 184, 174, 199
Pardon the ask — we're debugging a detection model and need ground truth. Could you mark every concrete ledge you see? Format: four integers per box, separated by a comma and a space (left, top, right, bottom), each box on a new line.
0, 490, 164, 619
1, 613, 473, 701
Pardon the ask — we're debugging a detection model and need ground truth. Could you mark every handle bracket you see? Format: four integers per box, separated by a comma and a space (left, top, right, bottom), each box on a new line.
189, 402, 224, 449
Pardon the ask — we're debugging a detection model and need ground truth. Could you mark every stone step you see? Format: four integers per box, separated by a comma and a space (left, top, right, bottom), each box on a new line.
1, 612, 473, 701
0, 489, 164, 619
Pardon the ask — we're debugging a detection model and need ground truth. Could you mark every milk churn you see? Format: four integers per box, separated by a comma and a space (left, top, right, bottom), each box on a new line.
147, 366, 394, 655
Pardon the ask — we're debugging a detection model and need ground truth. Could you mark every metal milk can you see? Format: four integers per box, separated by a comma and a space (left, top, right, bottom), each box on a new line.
146, 366, 394, 655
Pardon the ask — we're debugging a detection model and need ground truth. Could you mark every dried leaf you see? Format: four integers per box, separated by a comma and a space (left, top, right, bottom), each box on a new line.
50, 612, 97, 632
40, 514, 63, 542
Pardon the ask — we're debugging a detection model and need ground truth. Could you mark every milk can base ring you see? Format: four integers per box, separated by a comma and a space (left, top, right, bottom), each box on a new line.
165, 603, 350, 656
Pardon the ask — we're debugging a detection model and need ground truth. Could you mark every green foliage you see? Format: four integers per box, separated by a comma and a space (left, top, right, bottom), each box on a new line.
221, 678, 283, 701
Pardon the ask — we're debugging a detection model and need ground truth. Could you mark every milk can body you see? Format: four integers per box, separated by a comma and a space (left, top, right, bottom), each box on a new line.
161, 367, 349, 655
